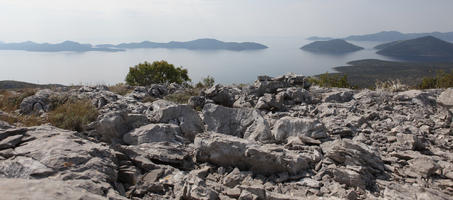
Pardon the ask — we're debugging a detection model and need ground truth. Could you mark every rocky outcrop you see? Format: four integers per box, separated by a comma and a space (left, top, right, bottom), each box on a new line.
0, 125, 124, 199
194, 132, 312, 175
2, 74, 453, 199
202, 103, 273, 142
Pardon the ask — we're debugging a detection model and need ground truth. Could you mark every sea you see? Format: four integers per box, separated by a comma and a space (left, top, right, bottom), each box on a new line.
0, 37, 398, 85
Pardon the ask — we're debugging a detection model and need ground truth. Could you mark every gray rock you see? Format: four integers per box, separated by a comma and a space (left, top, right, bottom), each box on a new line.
148, 84, 168, 98
19, 89, 53, 114
204, 84, 236, 107
188, 96, 206, 109
438, 88, 453, 107
123, 123, 183, 145
321, 139, 386, 189
273, 116, 327, 143
223, 168, 252, 188
278, 87, 312, 105
150, 101, 203, 141
404, 157, 440, 178
203, 104, 273, 142
194, 132, 311, 175
0, 178, 118, 200
0, 134, 23, 150
323, 90, 353, 103
95, 111, 130, 143
0, 125, 123, 199
255, 93, 283, 111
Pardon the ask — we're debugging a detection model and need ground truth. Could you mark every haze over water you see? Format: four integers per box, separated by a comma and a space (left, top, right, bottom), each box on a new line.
0, 38, 396, 85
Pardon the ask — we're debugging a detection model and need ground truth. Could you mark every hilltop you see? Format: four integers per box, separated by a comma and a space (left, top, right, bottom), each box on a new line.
1, 74, 453, 199
301, 39, 364, 54
376, 36, 453, 61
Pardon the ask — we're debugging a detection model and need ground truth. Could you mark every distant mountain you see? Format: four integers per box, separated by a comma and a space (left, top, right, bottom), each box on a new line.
103, 39, 268, 51
301, 39, 364, 54
310, 31, 453, 42
306, 36, 334, 41
374, 40, 403, 50
0, 41, 123, 52
376, 36, 453, 61
345, 31, 453, 42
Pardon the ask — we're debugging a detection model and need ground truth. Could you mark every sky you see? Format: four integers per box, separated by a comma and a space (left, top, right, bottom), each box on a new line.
0, 0, 452, 44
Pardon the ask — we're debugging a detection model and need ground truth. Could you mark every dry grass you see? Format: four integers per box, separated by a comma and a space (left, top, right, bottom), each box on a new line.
375, 79, 409, 92
0, 88, 37, 112
48, 99, 98, 132
164, 88, 201, 104
109, 83, 133, 96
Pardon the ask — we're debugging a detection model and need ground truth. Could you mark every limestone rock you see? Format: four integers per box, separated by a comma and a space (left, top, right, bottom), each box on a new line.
438, 88, 453, 107
194, 132, 311, 175
203, 104, 273, 142
123, 123, 183, 145
273, 116, 327, 143
150, 100, 203, 141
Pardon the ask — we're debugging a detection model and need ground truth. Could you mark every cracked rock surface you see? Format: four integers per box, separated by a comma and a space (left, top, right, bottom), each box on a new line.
1, 73, 453, 199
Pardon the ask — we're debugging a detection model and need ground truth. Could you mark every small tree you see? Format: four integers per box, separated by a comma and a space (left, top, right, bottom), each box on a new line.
196, 76, 215, 88
125, 61, 191, 86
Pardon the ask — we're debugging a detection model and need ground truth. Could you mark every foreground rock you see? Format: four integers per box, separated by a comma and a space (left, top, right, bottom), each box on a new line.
2, 74, 453, 199
0, 125, 124, 199
194, 132, 312, 175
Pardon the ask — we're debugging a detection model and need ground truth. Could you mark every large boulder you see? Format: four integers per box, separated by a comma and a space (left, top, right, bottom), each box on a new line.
123, 123, 183, 145
322, 90, 354, 103
321, 139, 386, 190
148, 84, 168, 98
0, 125, 123, 199
202, 104, 273, 143
0, 178, 118, 200
438, 88, 453, 107
19, 89, 53, 114
203, 84, 237, 107
194, 132, 311, 175
255, 93, 283, 111
149, 100, 203, 141
272, 116, 327, 143
95, 111, 131, 143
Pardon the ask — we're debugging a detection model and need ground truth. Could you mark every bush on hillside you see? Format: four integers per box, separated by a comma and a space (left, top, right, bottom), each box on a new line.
308, 72, 352, 88
125, 61, 191, 86
195, 76, 215, 88
418, 70, 453, 89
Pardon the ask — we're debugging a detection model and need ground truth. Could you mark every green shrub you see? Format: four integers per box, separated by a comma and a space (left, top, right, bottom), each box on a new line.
196, 76, 215, 88
48, 99, 98, 132
125, 61, 191, 86
418, 70, 453, 89
308, 72, 351, 88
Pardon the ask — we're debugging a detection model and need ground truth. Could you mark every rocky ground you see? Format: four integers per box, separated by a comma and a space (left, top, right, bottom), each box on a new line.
1, 73, 453, 200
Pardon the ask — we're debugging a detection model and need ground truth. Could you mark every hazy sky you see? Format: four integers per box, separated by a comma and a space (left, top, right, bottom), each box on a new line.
0, 0, 452, 43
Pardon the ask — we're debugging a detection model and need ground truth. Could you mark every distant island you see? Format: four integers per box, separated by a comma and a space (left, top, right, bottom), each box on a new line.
306, 36, 334, 41
100, 38, 268, 51
300, 39, 364, 54
0, 80, 64, 89
0, 41, 123, 52
376, 36, 453, 61
308, 31, 453, 42
0, 39, 268, 52
331, 59, 453, 88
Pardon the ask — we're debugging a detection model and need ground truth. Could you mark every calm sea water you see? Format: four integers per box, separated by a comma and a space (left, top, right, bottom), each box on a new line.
0, 38, 397, 85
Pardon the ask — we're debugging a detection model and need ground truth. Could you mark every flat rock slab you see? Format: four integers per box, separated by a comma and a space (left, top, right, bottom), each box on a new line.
194, 132, 310, 175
